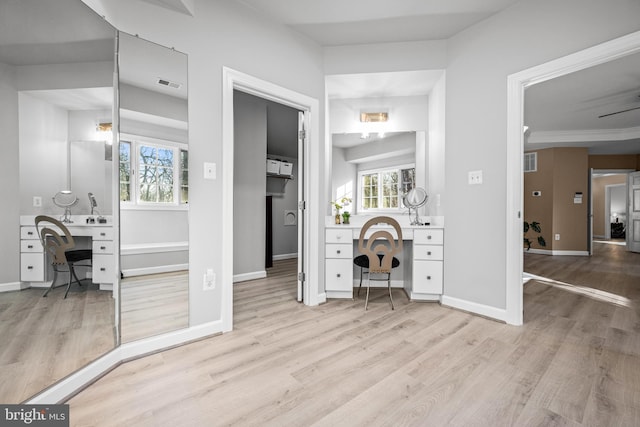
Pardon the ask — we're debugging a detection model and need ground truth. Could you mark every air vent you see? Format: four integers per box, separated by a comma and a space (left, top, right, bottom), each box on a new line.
157, 78, 182, 89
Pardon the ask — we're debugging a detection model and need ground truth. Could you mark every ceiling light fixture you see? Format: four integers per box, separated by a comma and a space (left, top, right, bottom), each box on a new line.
360, 112, 388, 123
96, 122, 113, 144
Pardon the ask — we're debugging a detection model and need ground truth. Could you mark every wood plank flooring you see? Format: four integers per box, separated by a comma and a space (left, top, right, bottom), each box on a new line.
67, 248, 640, 426
120, 271, 189, 343
0, 283, 115, 404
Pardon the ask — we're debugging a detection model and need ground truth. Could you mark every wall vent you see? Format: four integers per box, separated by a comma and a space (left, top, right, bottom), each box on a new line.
157, 78, 181, 89
524, 152, 537, 173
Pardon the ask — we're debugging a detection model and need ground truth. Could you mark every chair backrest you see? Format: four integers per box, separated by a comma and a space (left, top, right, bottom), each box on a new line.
35, 215, 75, 266
358, 216, 403, 274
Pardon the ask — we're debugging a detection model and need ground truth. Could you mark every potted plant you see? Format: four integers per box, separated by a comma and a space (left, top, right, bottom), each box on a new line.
330, 197, 351, 224
524, 221, 546, 251
341, 211, 351, 224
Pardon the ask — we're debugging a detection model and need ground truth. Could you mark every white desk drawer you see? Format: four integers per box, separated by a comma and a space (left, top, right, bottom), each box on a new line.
326, 228, 352, 244
21, 253, 44, 282
413, 245, 443, 261
325, 244, 352, 259
413, 260, 443, 294
325, 259, 353, 292
92, 241, 115, 254
93, 228, 114, 240
21, 226, 39, 239
414, 229, 443, 245
21, 240, 43, 253
92, 254, 115, 283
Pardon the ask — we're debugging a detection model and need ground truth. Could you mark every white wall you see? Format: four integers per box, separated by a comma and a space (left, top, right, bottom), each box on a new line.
19, 93, 68, 215
0, 62, 20, 285
444, 0, 640, 310
233, 90, 267, 278
82, 0, 326, 326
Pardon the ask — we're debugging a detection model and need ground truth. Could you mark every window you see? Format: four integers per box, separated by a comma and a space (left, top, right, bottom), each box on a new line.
119, 137, 188, 208
358, 165, 415, 212
524, 152, 537, 172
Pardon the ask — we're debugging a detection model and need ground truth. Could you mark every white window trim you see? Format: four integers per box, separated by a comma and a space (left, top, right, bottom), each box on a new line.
357, 163, 415, 213
120, 133, 188, 210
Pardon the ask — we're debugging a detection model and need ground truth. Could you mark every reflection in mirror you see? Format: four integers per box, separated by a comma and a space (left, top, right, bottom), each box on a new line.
332, 131, 424, 214
0, 0, 117, 403
117, 32, 189, 343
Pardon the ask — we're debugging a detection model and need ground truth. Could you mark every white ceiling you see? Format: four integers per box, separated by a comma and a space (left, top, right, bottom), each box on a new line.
233, 0, 521, 46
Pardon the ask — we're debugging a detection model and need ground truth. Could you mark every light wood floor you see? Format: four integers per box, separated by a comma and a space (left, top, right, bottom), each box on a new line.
67, 249, 640, 426
0, 282, 115, 404
120, 271, 189, 343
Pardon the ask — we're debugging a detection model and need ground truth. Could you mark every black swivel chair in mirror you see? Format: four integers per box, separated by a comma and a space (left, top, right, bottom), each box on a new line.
35, 215, 93, 299
354, 216, 403, 310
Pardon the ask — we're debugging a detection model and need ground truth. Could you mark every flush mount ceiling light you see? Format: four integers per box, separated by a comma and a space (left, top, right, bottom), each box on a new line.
96, 122, 113, 143
360, 112, 388, 123
97, 122, 112, 133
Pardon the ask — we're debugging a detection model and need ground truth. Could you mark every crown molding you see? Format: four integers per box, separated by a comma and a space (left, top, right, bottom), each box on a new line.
527, 126, 640, 144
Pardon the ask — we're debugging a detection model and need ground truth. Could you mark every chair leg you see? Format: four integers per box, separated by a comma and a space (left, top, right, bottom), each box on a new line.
63, 267, 75, 299
365, 276, 371, 310
387, 273, 394, 310
70, 263, 83, 287
42, 269, 59, 297
357, 267, 364, 296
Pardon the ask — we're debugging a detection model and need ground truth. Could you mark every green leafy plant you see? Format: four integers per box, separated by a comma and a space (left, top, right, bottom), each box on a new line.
341, 211, 350, 224
524, 221, 546, 251
330, 197, 351, 213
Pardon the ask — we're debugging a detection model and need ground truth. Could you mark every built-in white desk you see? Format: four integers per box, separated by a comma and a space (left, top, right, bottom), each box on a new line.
325, 215, 444, 301
20, 215, 116, 291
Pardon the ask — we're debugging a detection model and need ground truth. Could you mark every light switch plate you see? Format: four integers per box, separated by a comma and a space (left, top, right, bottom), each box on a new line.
204, 162, 216, 180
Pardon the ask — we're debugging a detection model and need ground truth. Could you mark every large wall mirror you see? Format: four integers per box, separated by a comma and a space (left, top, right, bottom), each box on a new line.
117, 32, 189, 343
0, 0, 117, 403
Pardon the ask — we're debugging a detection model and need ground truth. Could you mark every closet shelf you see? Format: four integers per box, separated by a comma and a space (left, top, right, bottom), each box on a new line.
267, 172, 294, 180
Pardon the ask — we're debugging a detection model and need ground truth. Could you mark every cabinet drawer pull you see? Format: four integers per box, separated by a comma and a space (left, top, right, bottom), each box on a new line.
336, 250, 341, 254
427, 251, 432, 256
27, 266, 34, 270
27, 245, 33, 249
337, 273, 341, 278
427, 275, 431, 280
427, 235, 432, 240
27, 231, 34, 236
336, 235, 342, 240
100, 268, 106, 271
100, 246, 106, 250
100, 232, 106, 237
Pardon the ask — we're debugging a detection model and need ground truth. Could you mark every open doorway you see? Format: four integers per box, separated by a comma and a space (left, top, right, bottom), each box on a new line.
506, 31, 640, 325
232, 90, 301, 291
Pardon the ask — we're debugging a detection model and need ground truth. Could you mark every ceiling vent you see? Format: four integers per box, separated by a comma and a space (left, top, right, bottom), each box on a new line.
157, 78, 182, 89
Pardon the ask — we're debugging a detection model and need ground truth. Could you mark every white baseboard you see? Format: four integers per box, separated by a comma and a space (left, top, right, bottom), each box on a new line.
441, 295, 507, 323
233, 270, 267, 283
27, 320, 223, 404
526, 249, 589, 256
0, 281, 28, 293
122, 263, 188, 278
121, 241, 188, 255
273, 253, 297, 261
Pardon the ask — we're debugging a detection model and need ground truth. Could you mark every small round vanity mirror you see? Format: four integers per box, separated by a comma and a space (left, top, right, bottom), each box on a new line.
52, 190, 78, 223
403, 187, 428, 225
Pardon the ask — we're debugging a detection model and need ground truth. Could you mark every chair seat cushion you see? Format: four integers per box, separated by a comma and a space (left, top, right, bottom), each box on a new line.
354, 254, 400, 269
65, 249, 93, 263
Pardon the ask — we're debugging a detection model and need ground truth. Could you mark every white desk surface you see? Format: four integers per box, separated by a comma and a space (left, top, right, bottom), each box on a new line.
20, 215, 113, 227
325, 215, 443, 240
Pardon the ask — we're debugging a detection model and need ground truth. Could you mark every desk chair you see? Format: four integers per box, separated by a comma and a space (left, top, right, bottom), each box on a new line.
35, 215, 92, 299
354, 216, 403, 310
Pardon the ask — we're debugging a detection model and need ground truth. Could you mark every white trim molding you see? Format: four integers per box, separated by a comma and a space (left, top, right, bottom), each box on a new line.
27, 320, 223, 404
273, 253, 298, 261
441, 295, 507, 323
526, 249, 589, 256
122, 263, 188, 277
0, 282, 29, 293
121, 241, 189, 255
506, 30, 640, 326
528, 126, 640, 144
233, 271, 267, 283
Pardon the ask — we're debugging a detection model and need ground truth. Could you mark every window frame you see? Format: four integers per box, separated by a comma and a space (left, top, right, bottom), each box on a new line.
357, 163, 415, 213
119, 133, 188, 211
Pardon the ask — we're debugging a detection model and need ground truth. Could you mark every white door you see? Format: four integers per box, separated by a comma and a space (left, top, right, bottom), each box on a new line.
627, 171, 640, 253
588, 168, 594, 255
297, 111, 306, 302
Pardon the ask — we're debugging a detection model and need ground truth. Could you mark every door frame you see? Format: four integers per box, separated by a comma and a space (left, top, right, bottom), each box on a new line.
221, 67, 321, 332
506, 30, 640, 325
